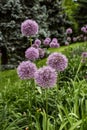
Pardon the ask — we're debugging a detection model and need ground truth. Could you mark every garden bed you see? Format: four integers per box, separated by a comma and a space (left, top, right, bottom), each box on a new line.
0, 42, 87, 129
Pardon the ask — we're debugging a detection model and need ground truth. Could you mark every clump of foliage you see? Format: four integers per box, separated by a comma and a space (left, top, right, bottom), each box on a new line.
62, 0, 78, 33
74, 0, 87, 33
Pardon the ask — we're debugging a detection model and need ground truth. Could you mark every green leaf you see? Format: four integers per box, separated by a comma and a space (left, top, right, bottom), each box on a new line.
69, 120, 82, 130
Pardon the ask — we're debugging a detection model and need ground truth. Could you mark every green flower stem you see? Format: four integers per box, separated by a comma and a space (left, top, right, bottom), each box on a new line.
27, 79, 37, 129
56, 73, 60, 129
28, 82, 31, 111
33, 79, 37, 108
74, 60, 82, 81
45, 88, 48, 130
29, 37, 33, 46
27, 80, 32, 128
45, 89, 48, 114
57, 73, 59, 91
56, 73, 60, 101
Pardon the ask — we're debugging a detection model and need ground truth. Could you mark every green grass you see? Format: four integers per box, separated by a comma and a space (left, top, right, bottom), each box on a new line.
49, 42, 87, 53
0, 69, 20, 90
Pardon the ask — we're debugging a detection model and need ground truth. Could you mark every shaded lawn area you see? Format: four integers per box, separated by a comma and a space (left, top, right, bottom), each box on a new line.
0, 69, 19, 90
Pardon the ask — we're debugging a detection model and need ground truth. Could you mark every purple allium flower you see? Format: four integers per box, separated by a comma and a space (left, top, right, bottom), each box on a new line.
67, 37, 71, 42
84, 28, 87, 33
82, 52, 87, 58
81, 52, 87, 63
85, 25, 87, 28
65, 41, 69, 46
73, 37, 77, 42
34, 39, 41, 46
66, 28, 72, 34
81, 26, 87, 33
43, 37, 51, 46
81, 27, 85, 32
52, 38, 58, 43
81, 26, 86, 32
47, 52, 68, 72
31, 43, 39, 48
21, 19, 38, 37
34, 66, 57, 88
45, 37, 51, 42
25, 47, 39, 61
50, 42, 60, 48
38, 48, 45, 58
17, 61, 37, 79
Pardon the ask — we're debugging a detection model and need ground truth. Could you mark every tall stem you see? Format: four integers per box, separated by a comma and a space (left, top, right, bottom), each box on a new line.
56, 73, 59, 104
33, 79, 37, 108
45, 88, 48, 130
56, 73, 59, 125
45, 89, 48, 115
57, 73, 59, 91
74, 61, 82, 81
27, 80, 32, 129
29, 37, 33, 47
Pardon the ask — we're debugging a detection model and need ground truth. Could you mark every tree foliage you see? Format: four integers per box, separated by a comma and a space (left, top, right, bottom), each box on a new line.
74, 0, 87, 32
62, 0, 78, 31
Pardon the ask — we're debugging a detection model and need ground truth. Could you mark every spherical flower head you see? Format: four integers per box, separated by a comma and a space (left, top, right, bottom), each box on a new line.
25, 47, 39, 61
81, 26, 86, 32
17, 61, 37, 79
50, 42, 60, 48
81, 26, 87, 33
21, 19, 39, 37
65, 41, 69, 46
43, 37, 51, 46
47, 52, 68, 72
81, 52, 87, 63
84, 28, 87, 33
31, 43, 39, 48
45, 37, 51, 42
38, 48, 45, 58
34, 66, 57, 88
52, 38, 58, 43
67, 37, 71, 42
66, 28, 72, 34
81, 52, 87, 58
73, 37, 77, 42
34, 39, 41, 46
